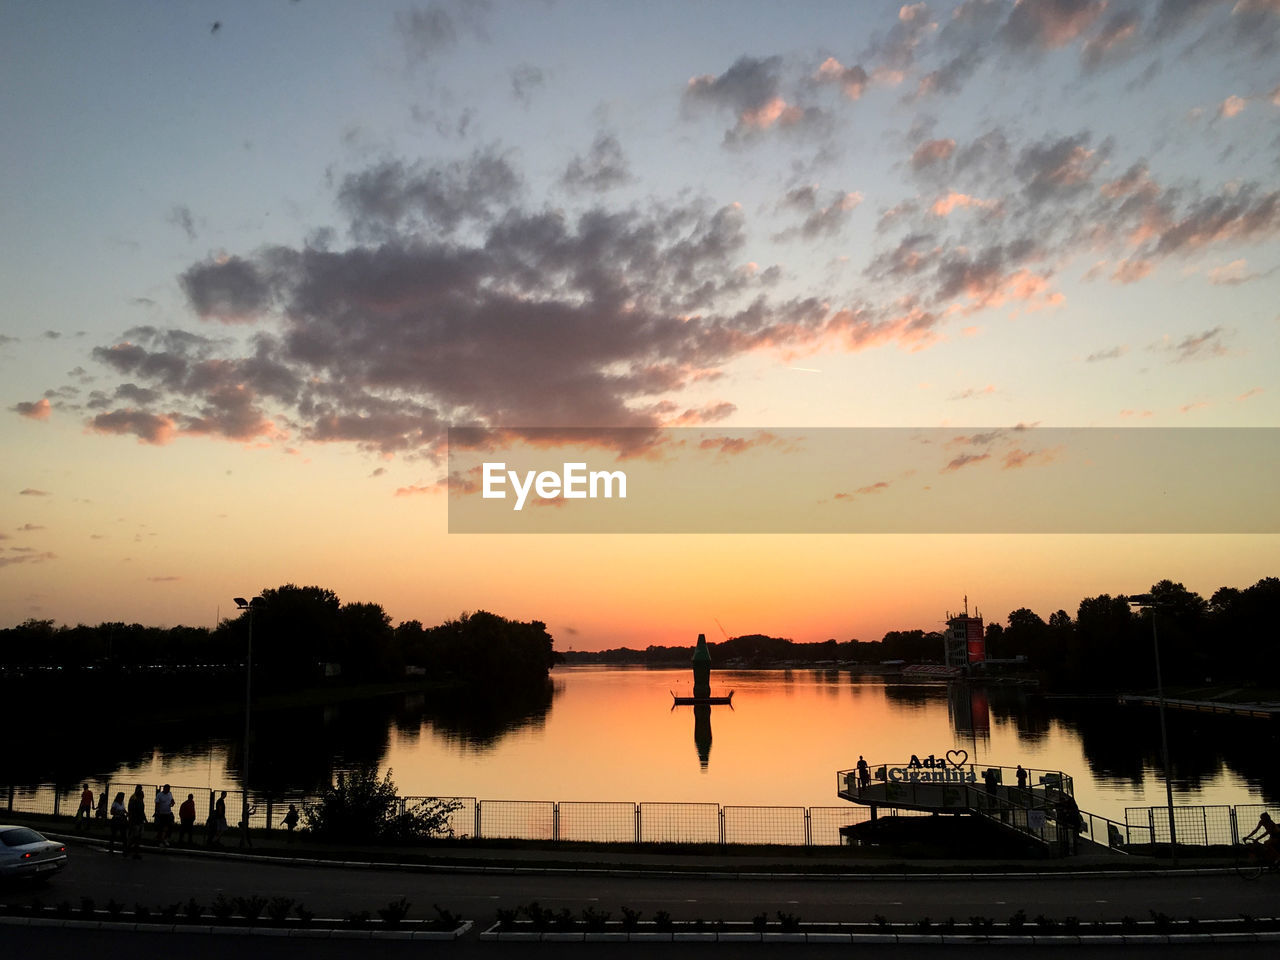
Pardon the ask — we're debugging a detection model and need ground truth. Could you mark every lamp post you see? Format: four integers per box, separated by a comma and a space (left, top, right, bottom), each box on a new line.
1125, 593, 1176, 864
233, 596, 261, 848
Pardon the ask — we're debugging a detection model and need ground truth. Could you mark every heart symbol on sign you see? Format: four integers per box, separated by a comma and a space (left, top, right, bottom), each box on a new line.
946, 749, 968, 767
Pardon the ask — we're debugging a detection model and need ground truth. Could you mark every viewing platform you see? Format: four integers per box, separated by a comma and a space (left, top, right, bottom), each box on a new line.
836, 759, 1119, 856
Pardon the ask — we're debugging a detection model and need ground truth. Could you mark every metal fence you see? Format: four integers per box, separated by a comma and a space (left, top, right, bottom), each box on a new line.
1126, 803, 1280, 847
6, 779, 1276, 849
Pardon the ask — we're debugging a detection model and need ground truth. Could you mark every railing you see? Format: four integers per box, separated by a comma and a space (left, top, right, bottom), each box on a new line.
6, 780, 1274, 850
5, 780, 922, 846
1126, 803, 1280, 847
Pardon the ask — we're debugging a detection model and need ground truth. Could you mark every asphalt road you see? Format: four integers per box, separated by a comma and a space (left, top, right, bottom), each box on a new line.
6, 838, 1278, 928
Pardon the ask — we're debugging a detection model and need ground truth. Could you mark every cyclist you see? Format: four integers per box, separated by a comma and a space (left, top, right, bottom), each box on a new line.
1242, 811, 1280, 868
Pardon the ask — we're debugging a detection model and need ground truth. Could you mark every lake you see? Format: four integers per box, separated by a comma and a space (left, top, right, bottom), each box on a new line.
67, 666, 1279, 825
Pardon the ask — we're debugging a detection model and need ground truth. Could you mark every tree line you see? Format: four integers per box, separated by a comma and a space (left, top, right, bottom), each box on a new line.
563, 577, 1279, 692
0, 584, 560, 692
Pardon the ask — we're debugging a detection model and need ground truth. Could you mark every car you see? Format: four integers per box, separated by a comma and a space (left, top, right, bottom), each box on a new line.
0, 825, 67, 881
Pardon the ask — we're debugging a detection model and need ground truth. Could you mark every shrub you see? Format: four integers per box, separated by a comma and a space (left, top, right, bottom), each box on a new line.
581, 907, 610, 932
495, 907, 518, 929
234, 895, 267, 921
653, 910, 673, 931
752, 912, 769, 931
303, 766, 462, 843
776, 910, 801, 932
295, 903, 314, 925
79, 897, 95, 918
267, 897, 295, 925
210, 894, 235, 920
378, 897, 411, 928
183, 898, 203, 921
620, 906, 642, 930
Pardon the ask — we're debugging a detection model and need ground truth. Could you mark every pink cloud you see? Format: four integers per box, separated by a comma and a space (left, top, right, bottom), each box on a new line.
1236, 387, 1264, 402
930, 192, 993, 216
1112, 259, 1154, 284
816, 57, 869, 99
911, 138, 956, 170
90, 410, 178, 445
1218, 95, 1247, 119
943, 452, 990, 472
14, 398, 51, 420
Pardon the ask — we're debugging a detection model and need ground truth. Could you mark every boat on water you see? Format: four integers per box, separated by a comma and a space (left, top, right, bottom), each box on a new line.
671, 689, 734, 706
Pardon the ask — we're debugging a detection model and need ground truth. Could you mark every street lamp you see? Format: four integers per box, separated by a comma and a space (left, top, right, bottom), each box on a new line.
1124, 593, 1176, 864
233, 596, 262, 848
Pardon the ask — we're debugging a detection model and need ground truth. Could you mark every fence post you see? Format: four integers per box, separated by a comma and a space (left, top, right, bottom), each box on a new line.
635, 804, 641, 844
1201, 807, 1207, 846
53, 787, 61, 818
265, 797, 273, 831
552, 802, 559, 843
474, 800, 482, 840
1149, 807, 1155, 844
7, 784, 12, 812
1230, 806, 1239, 845
718, 806, 725, 845
804, 808, 812, 847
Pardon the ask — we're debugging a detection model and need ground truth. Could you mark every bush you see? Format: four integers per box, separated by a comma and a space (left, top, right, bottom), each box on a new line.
303, 766, 462, 843
378, 897, 411, 928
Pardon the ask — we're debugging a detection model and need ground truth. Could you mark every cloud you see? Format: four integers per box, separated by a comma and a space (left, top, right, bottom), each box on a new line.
1111, 258, 1154, 284
1207, 258, 1251, 284
929, 191, 994, 216
90, 409, 179, 445
815, 57, 869, 99
1000, 0, 1108, 52
1218, 94, 1247, 119
147, 575, 182, 582
697, 431, 784, 457
685, 55, 824, 144
398, 0, 491, 63
168, 204, 197, 240
1081, 11, 1141, 67
13, 398, 51, 420
17, 523, 45, 531
0, 552, 56, 569
561, 134, 632, 194
1085, 345, 1127, 362
1159, 326, 1230, 362
335, 145, 522, 240
911, 138, 956, 170
1002, 446, 1062, 469
950, 384, 996, 400
180, 255, 273, 322
775, 189, 862, 240
19, 489, 49, 496
943, 451, 990, 471
1236, 386, 1264, 401
394, 482, 442, 496
668, 402, 736, 426
510, 63, 545, 107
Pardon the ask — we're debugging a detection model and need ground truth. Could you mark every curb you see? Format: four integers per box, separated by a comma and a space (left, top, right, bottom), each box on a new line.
45, 833, 1241, 882
477, 921, 1280, 945
0, 914, 472, 940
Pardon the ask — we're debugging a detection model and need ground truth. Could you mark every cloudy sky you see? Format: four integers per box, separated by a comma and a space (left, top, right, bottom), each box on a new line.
3, 0, 1278, 647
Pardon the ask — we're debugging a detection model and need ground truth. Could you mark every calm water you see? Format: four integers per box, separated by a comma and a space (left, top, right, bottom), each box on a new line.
85, 667, 1280, 824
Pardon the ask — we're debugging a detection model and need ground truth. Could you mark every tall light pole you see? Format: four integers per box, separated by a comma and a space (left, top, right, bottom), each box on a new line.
233, 596, 261, 848
1125, 593, 1176, 864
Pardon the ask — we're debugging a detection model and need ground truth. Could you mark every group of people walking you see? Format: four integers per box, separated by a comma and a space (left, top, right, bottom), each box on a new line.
74, 782, 301, 856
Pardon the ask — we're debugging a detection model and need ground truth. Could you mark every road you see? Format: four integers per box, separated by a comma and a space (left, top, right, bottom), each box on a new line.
6, 838, 1277, 928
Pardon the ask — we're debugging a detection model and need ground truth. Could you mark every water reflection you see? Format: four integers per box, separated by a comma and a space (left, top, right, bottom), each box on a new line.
693, 704, 712, 769
9, 669, 1279, 819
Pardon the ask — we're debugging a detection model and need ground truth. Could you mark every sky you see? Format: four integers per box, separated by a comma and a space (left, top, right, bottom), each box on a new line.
2, 0, 1278, 650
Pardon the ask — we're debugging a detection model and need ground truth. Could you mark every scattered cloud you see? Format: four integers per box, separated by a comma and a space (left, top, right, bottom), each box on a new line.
168, 204, 197, 241
1085, 345, 1127, 363
510, 63, 545, 107
943, 451, 990, 472
1159, 327, 1230, 362
19, 489, 49, 496
13, 398, 51, 420
561, 133, 631, 194
146, 575, 182, 582
0, 552, 56, 569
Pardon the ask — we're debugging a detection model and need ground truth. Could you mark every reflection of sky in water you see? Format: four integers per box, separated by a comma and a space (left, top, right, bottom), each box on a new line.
98, 668, 1273, 823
